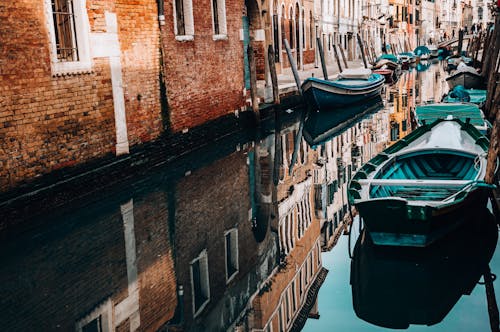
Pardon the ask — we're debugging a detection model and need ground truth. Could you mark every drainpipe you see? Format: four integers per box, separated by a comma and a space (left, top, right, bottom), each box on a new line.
157, 0, 165, 25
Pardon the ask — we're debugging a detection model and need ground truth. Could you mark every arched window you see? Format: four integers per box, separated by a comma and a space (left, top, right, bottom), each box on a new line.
289, 7, 294, 49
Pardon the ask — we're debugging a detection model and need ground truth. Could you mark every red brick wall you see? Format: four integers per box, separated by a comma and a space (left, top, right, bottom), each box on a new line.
161, 0, 246, 132
0, 1, 163, 192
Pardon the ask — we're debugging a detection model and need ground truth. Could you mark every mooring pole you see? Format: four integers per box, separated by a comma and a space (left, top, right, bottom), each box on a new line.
338, 44, 348, 69
247, 45, 260, 118
357, 33, 368, 68
267, 45, 280, 104
333, 44, 343, 73
283, 39, 309, 176
284, 39, 303, 94
316, 37, 329, 80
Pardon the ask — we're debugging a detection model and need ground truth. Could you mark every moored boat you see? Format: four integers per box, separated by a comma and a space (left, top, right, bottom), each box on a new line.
372, 68, 394, 83
348, 118, 492, 247
445, 67, 484, 89
442, 85, 487, 108
428, 45, 439, 58
301, 68, 385, 111
415, 102, 490, 134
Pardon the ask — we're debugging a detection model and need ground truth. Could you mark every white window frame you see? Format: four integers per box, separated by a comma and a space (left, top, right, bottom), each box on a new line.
173, 0, 194, 41
224, 228, 239, 283
211, 0, 228, 40
75, 299, 113, 332
44, 0, 92, 75
190, 249, 210, 317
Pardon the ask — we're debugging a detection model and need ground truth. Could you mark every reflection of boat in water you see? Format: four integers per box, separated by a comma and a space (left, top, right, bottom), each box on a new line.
303, 96, 383, 146
350, 208, 498, 329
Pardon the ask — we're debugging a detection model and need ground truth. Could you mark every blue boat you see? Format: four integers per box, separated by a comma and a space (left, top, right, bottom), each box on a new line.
415, 102, 490, 134
301, 68, 385, 111
443, 85, 487, 108
348, 118, 492, 247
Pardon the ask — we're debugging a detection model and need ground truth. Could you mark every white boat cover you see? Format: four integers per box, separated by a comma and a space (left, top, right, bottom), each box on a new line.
455, 62, 478, 74
339, 67, 372, 80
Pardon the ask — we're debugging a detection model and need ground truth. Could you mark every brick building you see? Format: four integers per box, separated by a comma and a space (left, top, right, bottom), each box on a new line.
0, 1, 163, 192
0, 0, 264, 194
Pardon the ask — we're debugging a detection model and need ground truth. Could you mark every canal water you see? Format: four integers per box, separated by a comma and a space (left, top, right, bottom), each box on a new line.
0, 61, 498, 332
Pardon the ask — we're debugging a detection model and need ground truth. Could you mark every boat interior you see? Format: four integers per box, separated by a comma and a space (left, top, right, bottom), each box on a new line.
369, 150, 478, 200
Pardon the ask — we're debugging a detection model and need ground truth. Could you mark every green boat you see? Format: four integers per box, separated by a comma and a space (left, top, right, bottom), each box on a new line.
443, 85, 487, 108
415, 102, 490, 134
348, 118, 492, 247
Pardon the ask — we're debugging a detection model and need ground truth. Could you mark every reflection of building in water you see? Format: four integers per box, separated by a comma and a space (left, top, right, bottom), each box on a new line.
415, 63, 448, 105
0, 193, 178, 331
168, 145, 278, 331
244, 118, 325, 331
388, 71, 415, 144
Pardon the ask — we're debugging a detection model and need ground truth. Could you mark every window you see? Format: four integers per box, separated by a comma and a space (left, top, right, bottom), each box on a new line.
76, 300, 112, 332
191, 250, 210, 316
174, 0, 194, 40
45, 0, 91, 75
289, 7, 294, 48
478, 7, 483, 20
211, 0, 227, 38
225, 229, 239, 282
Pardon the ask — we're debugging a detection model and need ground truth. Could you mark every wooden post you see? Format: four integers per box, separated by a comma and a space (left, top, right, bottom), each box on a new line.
483, 266, 500, 332
316, 37, 329, 80
332, 44, 343, 73
267, 45, 280, 104
473, 30, 483, 67
483, 19, 500, 78
357, 33, 368, 68
338, 44, 348, 69
284, 39, 303, 94
485, 104, 499, 185
457, 29, 464, 56
364, 40, 373, 64
370, 41, 377, 64
248, 45, 260, 118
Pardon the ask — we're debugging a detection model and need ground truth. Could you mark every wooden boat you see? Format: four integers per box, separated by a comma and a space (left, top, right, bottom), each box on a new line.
443, 85, 487, 108
351, 208, 498, 329
348, 118, 492, 247
428, 45, 439, 58
415, 102, 490, 134
372, 68, 394, 83
301, 68, 384, 111
303, 97, 383, 146
446, 66, 484, 89
398, 52, 416, 64
372, 59, 399, 71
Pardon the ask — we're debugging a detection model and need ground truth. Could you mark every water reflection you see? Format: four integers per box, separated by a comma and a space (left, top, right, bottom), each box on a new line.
350, 208, 498, 329
0, 62, 496, 332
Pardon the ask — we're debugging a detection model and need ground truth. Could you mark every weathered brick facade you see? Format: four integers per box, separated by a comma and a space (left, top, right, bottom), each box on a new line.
161, 0, 247, 132
0, 1, 163, 193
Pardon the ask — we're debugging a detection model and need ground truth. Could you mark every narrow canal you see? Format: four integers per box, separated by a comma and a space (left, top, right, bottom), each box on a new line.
0, 62, 498, 332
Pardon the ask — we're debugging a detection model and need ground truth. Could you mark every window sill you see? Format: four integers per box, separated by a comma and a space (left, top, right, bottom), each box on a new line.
175, 35, 194, 42
213, 34, 228, 41
51, 60, 93, 77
